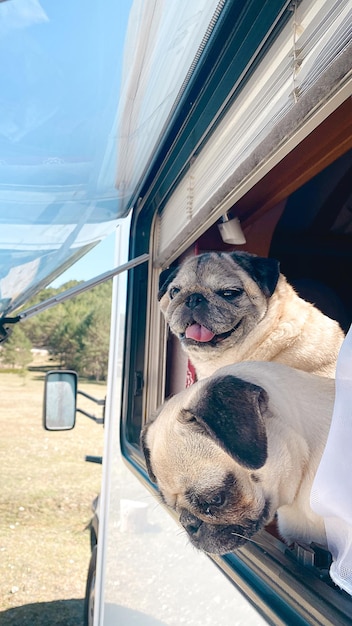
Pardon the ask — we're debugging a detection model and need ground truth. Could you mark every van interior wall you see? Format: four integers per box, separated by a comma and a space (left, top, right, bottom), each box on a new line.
269, 149, 352, 333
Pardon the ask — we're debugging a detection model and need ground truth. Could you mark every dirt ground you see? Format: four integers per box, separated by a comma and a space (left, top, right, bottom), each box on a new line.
0, 371, 105, 626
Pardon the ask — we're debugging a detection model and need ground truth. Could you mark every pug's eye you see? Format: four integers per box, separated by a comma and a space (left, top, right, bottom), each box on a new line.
210, 492, 226, 506
205, 492, 226, 513
217, 288, 242, 299
169, 286, 180, 299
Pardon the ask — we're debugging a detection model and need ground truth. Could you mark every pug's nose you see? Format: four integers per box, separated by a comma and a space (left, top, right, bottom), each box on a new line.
179, 510, 202, 536
186, 293, 205, 309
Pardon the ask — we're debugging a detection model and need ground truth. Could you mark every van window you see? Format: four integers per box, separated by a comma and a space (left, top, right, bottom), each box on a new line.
121, 148, 352, 625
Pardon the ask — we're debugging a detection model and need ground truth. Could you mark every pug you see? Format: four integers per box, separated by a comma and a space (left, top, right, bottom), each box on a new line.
158, 251, 344, 379
141, 361, 335, 555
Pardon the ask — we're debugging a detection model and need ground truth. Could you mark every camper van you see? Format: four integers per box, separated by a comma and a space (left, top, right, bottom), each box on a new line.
2, 0, 352, 625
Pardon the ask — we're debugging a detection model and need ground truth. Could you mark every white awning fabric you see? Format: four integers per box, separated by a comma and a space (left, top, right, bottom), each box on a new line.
115, 0, 226, 215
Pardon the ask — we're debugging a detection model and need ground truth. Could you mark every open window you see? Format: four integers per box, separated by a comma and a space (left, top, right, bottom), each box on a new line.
121, 144, 352, 625
159, 144, 352, 395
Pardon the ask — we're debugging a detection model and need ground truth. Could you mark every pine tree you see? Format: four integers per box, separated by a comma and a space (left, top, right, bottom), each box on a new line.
1, 326, 33, 370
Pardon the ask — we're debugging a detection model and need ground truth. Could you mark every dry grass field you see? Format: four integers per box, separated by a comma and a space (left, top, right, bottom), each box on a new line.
0, 369, 105, 626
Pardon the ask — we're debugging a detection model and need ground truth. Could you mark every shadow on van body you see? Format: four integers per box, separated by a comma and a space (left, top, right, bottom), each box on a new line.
104, 603, 167, 625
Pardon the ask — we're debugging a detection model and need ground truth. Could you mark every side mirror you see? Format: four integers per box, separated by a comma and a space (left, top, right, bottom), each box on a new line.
43, 370, 78, 430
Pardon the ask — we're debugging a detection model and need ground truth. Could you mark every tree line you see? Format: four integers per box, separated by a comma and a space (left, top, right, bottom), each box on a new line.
0, 280, 112, 381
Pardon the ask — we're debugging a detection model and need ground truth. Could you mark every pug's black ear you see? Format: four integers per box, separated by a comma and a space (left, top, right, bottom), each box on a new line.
140, 425, 157, 483
158, 266, 179, 301
190, 375, 268, 469
230, 251, 280, 297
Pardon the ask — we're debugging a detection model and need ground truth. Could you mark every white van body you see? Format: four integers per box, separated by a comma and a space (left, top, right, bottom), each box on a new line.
93, 1, 352, 624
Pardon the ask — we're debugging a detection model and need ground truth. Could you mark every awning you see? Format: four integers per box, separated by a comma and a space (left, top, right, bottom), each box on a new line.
0, 0, 127, 314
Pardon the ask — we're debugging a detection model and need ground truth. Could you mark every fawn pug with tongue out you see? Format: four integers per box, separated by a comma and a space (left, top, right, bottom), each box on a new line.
158, 251, 344, 379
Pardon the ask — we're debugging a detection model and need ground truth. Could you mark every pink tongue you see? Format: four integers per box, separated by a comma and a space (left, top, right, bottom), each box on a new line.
185, 323, 215, 342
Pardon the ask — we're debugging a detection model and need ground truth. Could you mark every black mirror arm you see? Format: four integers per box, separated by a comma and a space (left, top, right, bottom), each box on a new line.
76, 390, 105, 425
76, 407, 104, 425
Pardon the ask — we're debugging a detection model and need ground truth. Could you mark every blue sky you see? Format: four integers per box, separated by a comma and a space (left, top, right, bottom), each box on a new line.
50, 231, 117, 287
50, 0, 133, 288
